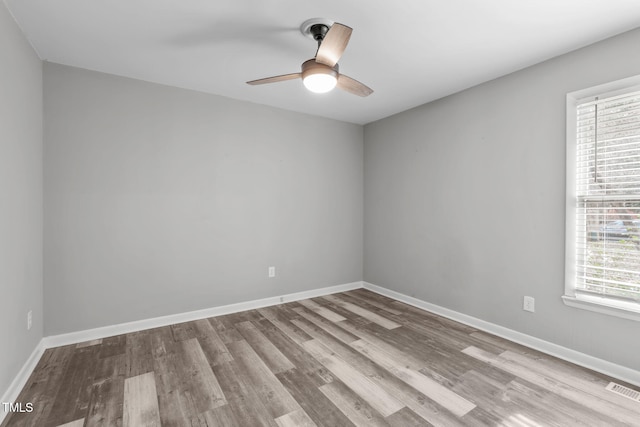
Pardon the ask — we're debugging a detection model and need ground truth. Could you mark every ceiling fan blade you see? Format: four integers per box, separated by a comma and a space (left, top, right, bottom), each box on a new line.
315, 23, 352, 67
337, 74, 373, 97
246, 73, 301, 85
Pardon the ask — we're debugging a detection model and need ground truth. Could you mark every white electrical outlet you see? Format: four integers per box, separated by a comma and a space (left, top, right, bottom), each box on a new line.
268, 266, 276, 278
27, 310, 32, 330
523, 296, 535, 313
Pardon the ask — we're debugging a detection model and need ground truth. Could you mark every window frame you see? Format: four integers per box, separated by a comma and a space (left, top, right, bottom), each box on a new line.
564, 75, 640, 322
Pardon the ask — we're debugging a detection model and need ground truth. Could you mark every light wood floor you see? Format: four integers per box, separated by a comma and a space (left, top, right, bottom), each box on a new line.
3, 289, 640, 426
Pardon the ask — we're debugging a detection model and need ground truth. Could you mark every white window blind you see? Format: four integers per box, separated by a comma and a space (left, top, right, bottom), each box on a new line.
575, 89, 640, 302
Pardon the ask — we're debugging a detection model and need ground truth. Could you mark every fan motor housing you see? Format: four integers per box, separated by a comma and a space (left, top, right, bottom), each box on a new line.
301, 59, 339, 80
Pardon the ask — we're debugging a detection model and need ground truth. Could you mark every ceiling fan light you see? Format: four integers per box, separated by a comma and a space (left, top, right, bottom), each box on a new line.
303, 73, 337, 93
301, 59, 339, 94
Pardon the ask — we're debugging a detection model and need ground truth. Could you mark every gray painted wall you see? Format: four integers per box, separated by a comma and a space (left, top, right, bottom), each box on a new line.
0, 3, 43, 397
44, 63, 363, 335
364, 27, 640, 371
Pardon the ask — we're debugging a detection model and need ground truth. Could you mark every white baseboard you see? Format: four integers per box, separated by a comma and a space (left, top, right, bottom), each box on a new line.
43, 281, 363, 348
363, 281, 640, 388
1, 339, 46, 424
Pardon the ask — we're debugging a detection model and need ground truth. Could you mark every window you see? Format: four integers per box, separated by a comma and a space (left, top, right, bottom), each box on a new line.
565, 76, 640, 321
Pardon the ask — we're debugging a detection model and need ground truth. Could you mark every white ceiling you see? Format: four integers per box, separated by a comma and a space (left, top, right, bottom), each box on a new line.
6, 0, 640, 125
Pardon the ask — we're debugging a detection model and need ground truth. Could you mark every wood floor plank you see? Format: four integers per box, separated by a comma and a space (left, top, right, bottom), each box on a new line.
338, 320, 435, 370
85, 353, 126, 427
318, 381, 390, 427
303, 339, 404, 417
338, 291, 398, 316
297, 299, 346, 322
389, 299, 477, 333
385, 407, 430, 427
170, 321, 197, 342
377, 375, 466, 426
192, 318, 233, 366
56, 420, 84, 427
199, 405, 241, 427
289, 317, 378, 380
258, 306, 314, 345
177, 338, 227, 412
99, 335, 127, 359
208, 316, 244, 344
321, 294, 401, 329
345, 289, 406, 315
448, 369, 530, 425
77, 339, 103, 349
258, 319, 336, 387
149, 326, 194, 426
350, 339, 476, 417
123, 372, 161, 427
45, 346, 100, 427
293, 306, 359, 344
235, 320, 296, 374
276, 368, 353, 427
212, 360, 278, 427
311, 298, 372, 326
125, 330, 154, 378
275, 409, 317, 427
223, 310, 265, 324
469, 330, 538, 355
227, 340, 300, 419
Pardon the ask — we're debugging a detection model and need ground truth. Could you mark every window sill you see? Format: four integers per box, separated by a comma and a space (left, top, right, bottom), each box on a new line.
562, 295, 640, 322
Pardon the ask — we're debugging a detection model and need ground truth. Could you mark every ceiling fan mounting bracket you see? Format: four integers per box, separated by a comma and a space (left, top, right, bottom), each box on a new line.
300, 18, 335, 40
310, 24, 329, 42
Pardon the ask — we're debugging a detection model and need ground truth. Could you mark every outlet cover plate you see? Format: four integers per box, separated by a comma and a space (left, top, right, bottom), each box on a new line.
523, 296, 535, 313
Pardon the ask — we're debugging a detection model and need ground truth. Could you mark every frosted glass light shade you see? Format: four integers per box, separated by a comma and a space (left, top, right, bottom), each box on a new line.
303, 73, 337, 93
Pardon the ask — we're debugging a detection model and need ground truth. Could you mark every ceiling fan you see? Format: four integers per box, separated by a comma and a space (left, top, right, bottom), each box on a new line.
246, 19, 373, 97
